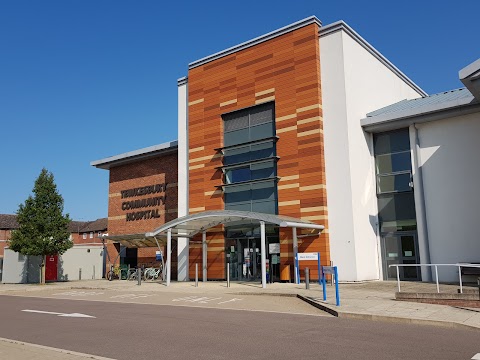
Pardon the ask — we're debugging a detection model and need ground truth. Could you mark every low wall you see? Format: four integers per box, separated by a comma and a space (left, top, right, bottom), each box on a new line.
396, 291, 480, 308
2, 245, 104, 283
2, 249, 41, 284
58, 245, 104, 281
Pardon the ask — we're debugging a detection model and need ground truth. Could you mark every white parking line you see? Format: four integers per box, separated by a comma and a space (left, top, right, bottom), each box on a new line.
110, 294, 153, 300
172, 296, 222, 303
471, 353, 480, 360
172, 296, 243, 305
53, 291, 104, 297
217, 298, 242, 305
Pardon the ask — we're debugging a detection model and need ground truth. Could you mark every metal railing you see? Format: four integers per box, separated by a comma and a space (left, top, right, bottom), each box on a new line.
388, 263, 480, 293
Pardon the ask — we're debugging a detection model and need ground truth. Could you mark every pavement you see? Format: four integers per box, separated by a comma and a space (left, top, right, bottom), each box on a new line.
0, 337, 115, 359
0, 280, 480, 359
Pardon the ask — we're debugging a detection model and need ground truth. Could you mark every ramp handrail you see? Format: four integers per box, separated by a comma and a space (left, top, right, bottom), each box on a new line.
388, 263, 480, 293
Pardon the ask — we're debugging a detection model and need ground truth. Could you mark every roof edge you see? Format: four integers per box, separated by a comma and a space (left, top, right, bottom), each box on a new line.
177, 77, 188, 86
188, 16, 322, 70
320, 21, 427, 97
91, 140, 178, 170
459, 58, 480, 101
459, 58, 480, 80
361, 97, 480, 133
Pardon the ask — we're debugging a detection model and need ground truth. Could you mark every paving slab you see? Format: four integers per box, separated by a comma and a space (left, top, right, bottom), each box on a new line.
0, 337, 115, 359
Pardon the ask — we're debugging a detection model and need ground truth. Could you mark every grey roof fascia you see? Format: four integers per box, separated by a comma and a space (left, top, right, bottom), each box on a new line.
459, 58, 480, 80
188, 16, 322, 70
320, 21, 427, 97
361, 97, 480, 133
177, 77, 188, 86
91, 140, 178, 170
459, 58, 480, 101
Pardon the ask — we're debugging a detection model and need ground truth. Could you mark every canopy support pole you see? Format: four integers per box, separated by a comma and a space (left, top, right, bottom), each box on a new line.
293, 227, 298, 284
202, 231, 207, 282
260, 221, 266, 289
154, 237, 166, 282
167, 229, 171, 286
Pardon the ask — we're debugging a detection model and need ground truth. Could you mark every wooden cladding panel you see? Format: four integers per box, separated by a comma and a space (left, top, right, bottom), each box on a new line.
188, 23, 330, 278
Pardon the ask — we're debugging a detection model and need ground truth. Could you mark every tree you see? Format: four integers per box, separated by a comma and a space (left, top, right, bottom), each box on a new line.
9, 168, 72, 284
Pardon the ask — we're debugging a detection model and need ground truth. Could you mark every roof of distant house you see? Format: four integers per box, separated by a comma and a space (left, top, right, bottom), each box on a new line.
0, 214, 19, 230
0, 214, 107, 233
77, 218, 108, 233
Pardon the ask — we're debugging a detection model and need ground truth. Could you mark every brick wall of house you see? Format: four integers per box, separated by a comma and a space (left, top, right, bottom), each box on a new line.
0, 229, 11, 257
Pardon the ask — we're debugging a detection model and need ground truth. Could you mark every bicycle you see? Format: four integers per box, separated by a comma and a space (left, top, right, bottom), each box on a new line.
144, 266, 163, 281
106, 265, 120, 281
128, 268, 142, 281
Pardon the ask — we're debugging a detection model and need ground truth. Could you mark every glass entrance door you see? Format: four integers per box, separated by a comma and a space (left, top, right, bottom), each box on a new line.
381, 233, 420, 281
226, 238, 261, 281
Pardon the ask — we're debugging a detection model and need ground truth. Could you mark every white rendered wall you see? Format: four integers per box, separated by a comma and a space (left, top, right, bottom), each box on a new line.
2, 249, 41, 284
416, 113, 480, 282
177, 80, 189, 281
58, 245, 103, 281
320, 30, 423, 281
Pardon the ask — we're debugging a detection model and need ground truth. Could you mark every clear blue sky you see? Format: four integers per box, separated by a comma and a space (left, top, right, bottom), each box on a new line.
1, 1, 478, 221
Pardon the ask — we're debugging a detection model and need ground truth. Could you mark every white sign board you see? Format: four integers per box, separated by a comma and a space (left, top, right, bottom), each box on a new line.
297, 253, 319, 261
323, 266, 335, 274
269, 243, 280, 254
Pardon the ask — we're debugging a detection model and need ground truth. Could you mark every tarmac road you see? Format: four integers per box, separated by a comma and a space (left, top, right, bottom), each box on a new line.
0, 294, 478, 360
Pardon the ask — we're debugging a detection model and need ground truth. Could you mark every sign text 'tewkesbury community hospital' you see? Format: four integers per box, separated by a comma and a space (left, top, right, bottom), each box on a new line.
121, 184, 167, 221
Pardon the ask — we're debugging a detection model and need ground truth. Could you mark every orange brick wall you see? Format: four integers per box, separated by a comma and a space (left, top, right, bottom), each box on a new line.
187, 23, 330, 280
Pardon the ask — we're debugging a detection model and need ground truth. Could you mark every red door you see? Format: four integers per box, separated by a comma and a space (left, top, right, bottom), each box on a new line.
45, 255, 58, 281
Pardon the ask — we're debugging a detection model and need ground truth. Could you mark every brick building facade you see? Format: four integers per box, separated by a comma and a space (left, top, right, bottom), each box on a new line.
91, 142, 179, 277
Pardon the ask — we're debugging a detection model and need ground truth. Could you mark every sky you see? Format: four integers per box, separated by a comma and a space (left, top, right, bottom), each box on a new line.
0, 0, 478, 221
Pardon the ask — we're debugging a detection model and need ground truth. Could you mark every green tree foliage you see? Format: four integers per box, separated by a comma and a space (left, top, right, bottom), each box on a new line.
9, 168, 72, 256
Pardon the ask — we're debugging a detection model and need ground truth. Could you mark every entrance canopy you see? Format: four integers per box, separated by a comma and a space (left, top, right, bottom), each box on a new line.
146, 210, 324, 239
103, 210, 324, 288
102, 233, 163, 248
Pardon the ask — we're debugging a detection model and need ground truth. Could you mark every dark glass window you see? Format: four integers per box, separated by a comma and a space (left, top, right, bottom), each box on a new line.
250, 142, 275, 160
228, 167, 250, 183
376, 151, 411, 174
377, 173, 412, 194
222, 102, 278, 215
378, 193, 417, 232
224, 141, 275, 166
373, 128, 416, 232
225, 160, 276, 185
374, 128, 410, 155
224, 184, 251, 204
223, 103, 274, 147
224, 181, 277, 214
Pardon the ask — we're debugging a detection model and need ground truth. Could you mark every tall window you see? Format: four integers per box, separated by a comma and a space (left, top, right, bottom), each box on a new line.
223, 103, 275, 147
221, 102, 278, 216
374, 129, 416, 232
